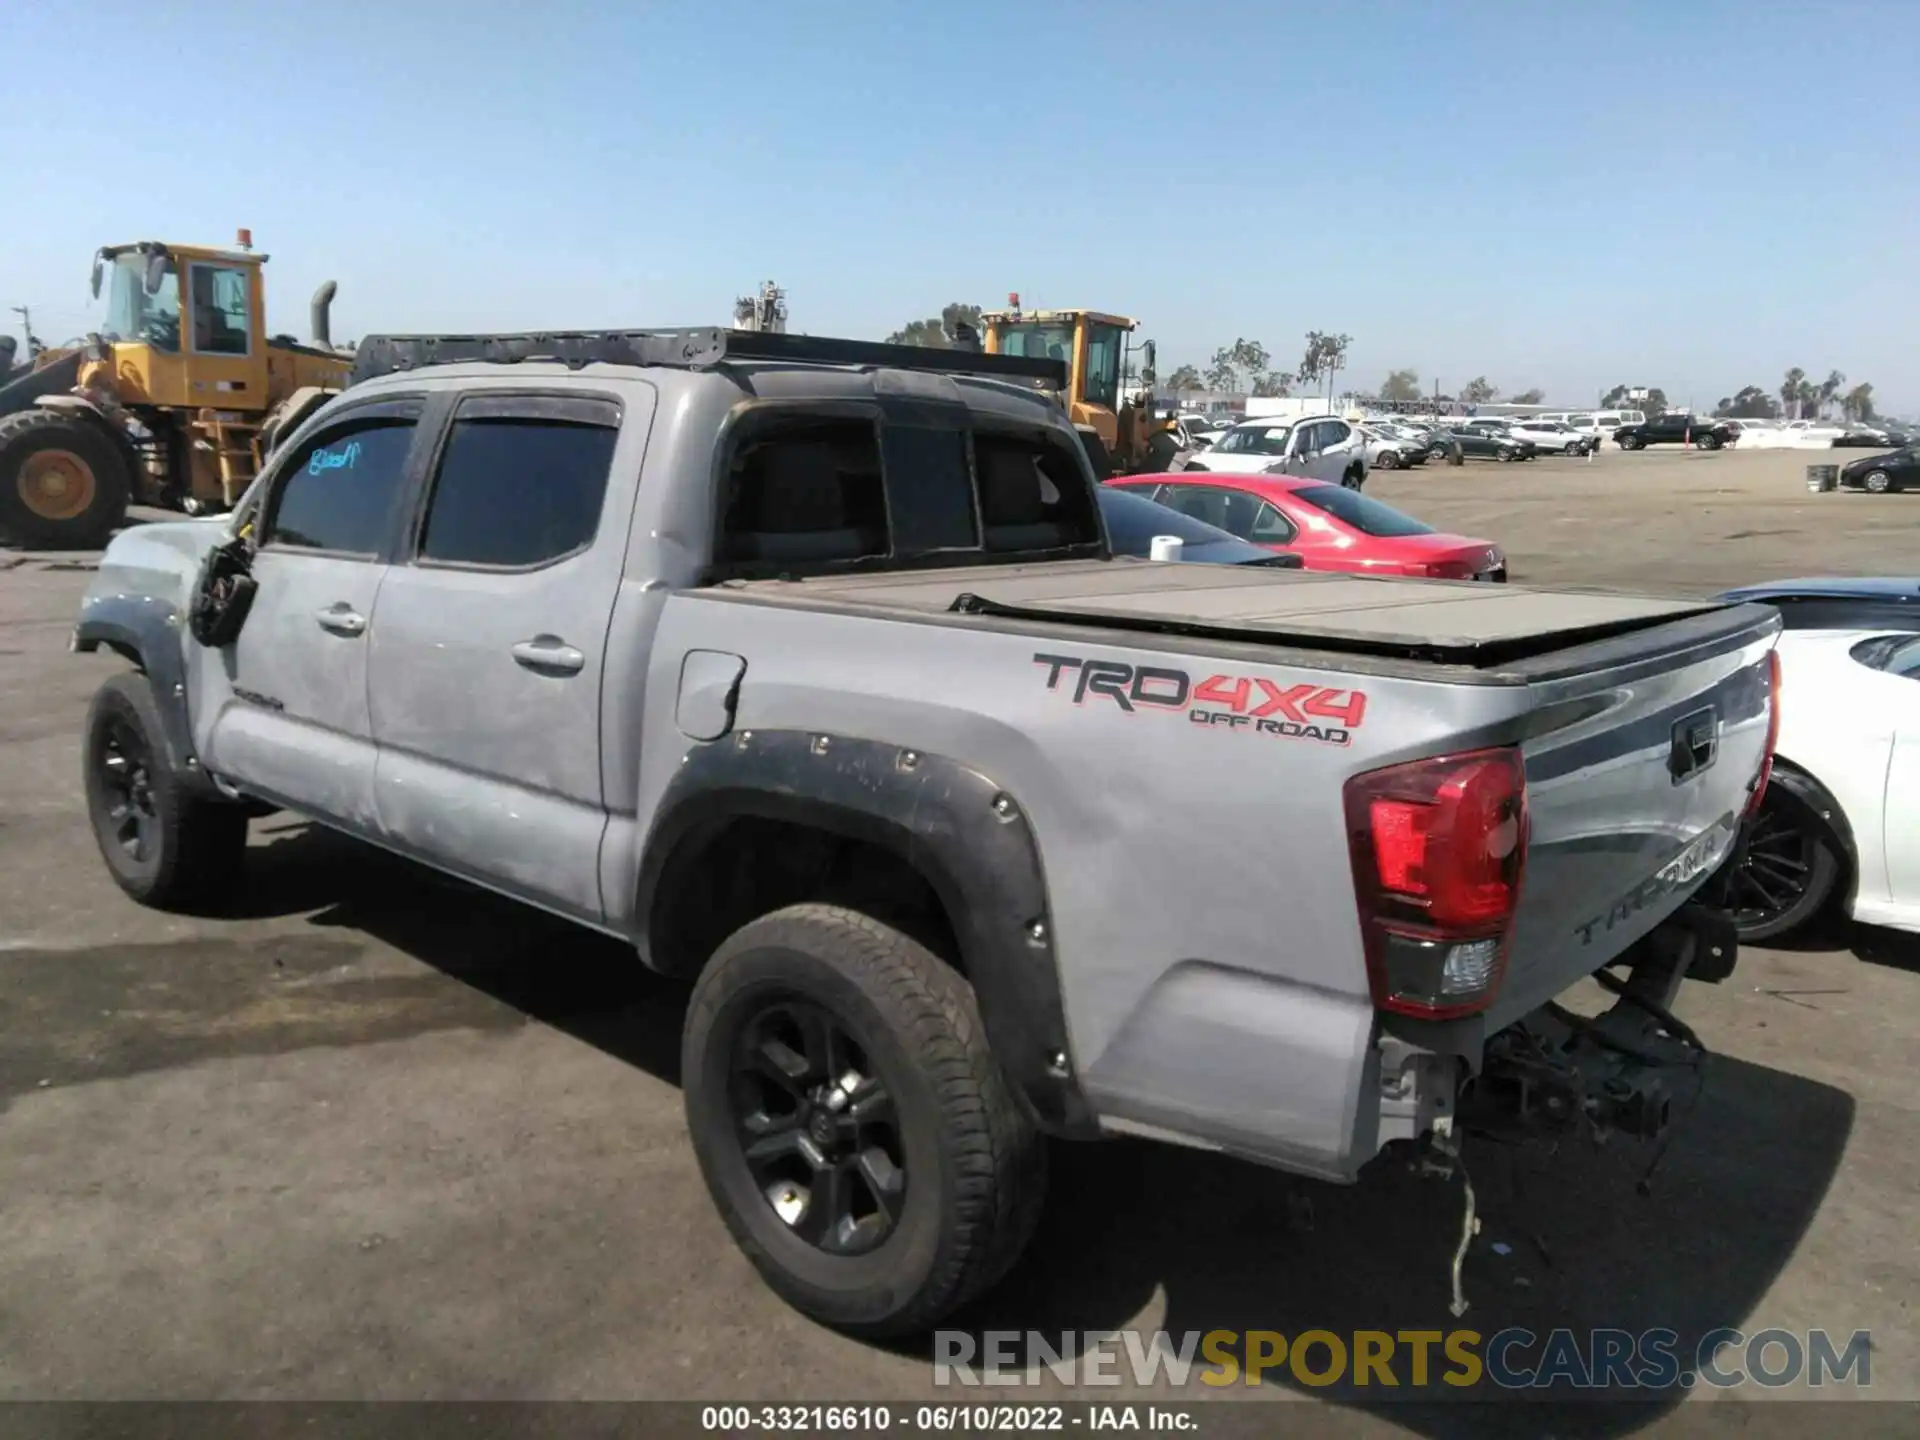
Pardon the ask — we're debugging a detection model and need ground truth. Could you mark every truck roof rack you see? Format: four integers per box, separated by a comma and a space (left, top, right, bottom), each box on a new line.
349, 327, 1068, 389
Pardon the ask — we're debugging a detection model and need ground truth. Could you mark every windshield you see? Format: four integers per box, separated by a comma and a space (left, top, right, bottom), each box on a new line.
104, 253, 181, 351
997, 323, 1074, 372
1099, 487, 1243, 551
1291, 483, 1436, 537
1215, 424, 1291, 455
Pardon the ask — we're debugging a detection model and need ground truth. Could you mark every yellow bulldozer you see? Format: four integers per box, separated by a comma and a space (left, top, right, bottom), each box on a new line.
977, 297, 1157, 477
0, 232, 349, 549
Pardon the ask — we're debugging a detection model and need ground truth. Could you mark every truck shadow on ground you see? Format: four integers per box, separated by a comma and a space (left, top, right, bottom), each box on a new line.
239, 823, 1855, 1437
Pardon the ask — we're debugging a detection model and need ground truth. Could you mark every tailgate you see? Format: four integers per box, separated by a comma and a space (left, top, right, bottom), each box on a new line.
1488, 603, 1782, 1025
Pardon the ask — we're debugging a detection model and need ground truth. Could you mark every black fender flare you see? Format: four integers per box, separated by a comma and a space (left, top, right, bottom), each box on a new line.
71, 596, 216, 797
634, 729, 1097, 1138
1766, 756, 1856, 876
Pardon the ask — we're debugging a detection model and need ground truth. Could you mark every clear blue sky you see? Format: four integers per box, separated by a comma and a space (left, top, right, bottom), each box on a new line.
4, 0, 1916, 411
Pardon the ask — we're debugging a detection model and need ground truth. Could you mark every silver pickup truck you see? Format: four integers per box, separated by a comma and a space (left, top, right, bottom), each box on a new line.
72, 328, 1781, 1336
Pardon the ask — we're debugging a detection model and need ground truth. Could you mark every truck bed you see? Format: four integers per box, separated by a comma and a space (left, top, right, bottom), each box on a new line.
719, 558, 1747, 670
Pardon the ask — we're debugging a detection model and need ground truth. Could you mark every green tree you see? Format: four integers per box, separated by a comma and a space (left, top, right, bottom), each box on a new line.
886, 301, 983, 348
1251, 370, 1292, 398
1379, 368, 1421, 403
1841, 382, 1876, 423
1602, 383, 1668, 414
1297, 331, 1353, 402
1715, 385, 1779, 419
1509, 387, 1545, 405
1204, 338, 1273, 394
1165, 363, 1203, 392
1459, 375, 1499, 405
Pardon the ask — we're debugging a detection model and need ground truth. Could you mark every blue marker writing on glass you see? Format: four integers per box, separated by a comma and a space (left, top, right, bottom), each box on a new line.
307, 441, 362, 476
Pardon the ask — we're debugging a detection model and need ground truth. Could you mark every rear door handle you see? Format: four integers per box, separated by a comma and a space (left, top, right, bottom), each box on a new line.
315, 604, 367, 637
511, 636, 585, 676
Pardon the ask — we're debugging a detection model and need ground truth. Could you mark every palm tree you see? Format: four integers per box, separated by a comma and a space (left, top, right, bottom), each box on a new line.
1818, 370, 1846, 419
1780, 368, 1806, 419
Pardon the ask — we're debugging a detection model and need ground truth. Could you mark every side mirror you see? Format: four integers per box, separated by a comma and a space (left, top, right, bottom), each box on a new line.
90, 253, 105, 300
144, 252, 172, 296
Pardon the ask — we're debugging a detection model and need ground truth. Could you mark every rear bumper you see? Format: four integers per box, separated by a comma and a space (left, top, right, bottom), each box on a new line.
1079, 902, 1734, 1184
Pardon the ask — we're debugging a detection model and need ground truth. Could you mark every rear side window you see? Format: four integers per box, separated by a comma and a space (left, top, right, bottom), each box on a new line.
1290, 483, 1435, 537
973, 432, 1099, 552
419, 414, 618, 567
719, 418, 887, 564
267, 417, 417, 555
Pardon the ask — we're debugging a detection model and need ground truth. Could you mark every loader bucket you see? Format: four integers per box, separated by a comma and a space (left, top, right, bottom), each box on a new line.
0, 351, 83, 422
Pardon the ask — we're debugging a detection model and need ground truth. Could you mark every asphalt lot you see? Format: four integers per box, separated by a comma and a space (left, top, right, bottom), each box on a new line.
3, 445, 1918, 1429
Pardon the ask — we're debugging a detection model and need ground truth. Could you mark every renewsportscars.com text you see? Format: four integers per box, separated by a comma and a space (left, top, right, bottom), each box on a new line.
933, 1328, 1872, 1391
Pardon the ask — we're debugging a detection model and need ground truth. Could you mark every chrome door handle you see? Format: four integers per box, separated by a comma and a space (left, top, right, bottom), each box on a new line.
511, 636, 585, 675
315, 605, 367, 637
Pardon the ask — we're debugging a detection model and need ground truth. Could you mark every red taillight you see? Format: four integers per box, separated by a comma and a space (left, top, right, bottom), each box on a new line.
1746, 649, 1782, 817
1344, 747, 1529, 1019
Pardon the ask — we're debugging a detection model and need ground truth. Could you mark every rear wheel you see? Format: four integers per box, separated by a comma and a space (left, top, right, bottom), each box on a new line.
683, 904, 1046, 1336
1727, 788, 1843, 944
1864, 469, 1893, 493
0, 408, 132, 549
1620, 434, 1642, 451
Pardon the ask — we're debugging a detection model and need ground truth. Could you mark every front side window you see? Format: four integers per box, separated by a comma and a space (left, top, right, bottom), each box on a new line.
266, 417, 418, 555
189, 264, 251, 356
419, 414, 618, 568
105, 255, 181, 353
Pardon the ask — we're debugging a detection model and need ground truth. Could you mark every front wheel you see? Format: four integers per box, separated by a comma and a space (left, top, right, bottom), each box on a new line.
1496, 449, 1513, 463
0, 408, 133, 549
1563, 442, 1581, 455
1726, 788, 1843, 944
83, 672, 249, 911
1864, 469, 1893, 493
1619, 435, 1642, 450
682, 903, 1047, 1336
1696, 433, 1721, 451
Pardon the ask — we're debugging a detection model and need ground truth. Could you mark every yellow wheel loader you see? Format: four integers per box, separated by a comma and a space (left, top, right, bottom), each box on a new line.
0, 234, 349, 549
977, 298, 1157, 478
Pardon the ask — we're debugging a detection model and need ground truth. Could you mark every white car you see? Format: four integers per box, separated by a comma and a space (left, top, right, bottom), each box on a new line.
1355, 423, 1426, 469
1485, 418, 1596, 455
1712, 578, 1920, 943
1175, 415, 1369, 488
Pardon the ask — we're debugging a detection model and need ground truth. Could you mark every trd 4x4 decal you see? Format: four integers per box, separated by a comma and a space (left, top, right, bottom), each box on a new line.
1033, 653, 1366, 746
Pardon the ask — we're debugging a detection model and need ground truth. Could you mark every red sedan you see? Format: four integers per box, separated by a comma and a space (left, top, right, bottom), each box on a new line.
1106, 472, 1507, 581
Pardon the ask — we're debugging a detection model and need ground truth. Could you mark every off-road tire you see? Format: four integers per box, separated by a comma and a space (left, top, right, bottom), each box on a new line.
683, 903, 1047, 1336
0, 408, 133, 549
82, 672, 249, 911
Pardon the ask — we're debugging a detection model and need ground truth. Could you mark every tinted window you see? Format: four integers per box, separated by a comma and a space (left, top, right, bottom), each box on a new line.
1250, 502, 1296, 543
1321, 421, 1352, 447
1290, 483, 1436, 537
267, 418, 417, 555
1160, 483, 1276, 540
189, 263, 250, 356
882, 425, 978, 553
1099, 486, 1245, 552
973, 432, 1099, 552
1216, 425, 1289, 455
719, 418, 887, 565
419, 416, 617, 567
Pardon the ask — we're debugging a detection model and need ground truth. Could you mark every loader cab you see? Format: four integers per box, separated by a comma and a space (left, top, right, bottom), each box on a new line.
92, 242, 270, 412
980, 304, 1145, 474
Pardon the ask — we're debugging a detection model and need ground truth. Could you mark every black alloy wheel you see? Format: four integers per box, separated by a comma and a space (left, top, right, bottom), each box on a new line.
94, 713, 159, 868
1726, 789, 1841, 943
729, 997, 906, 1257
